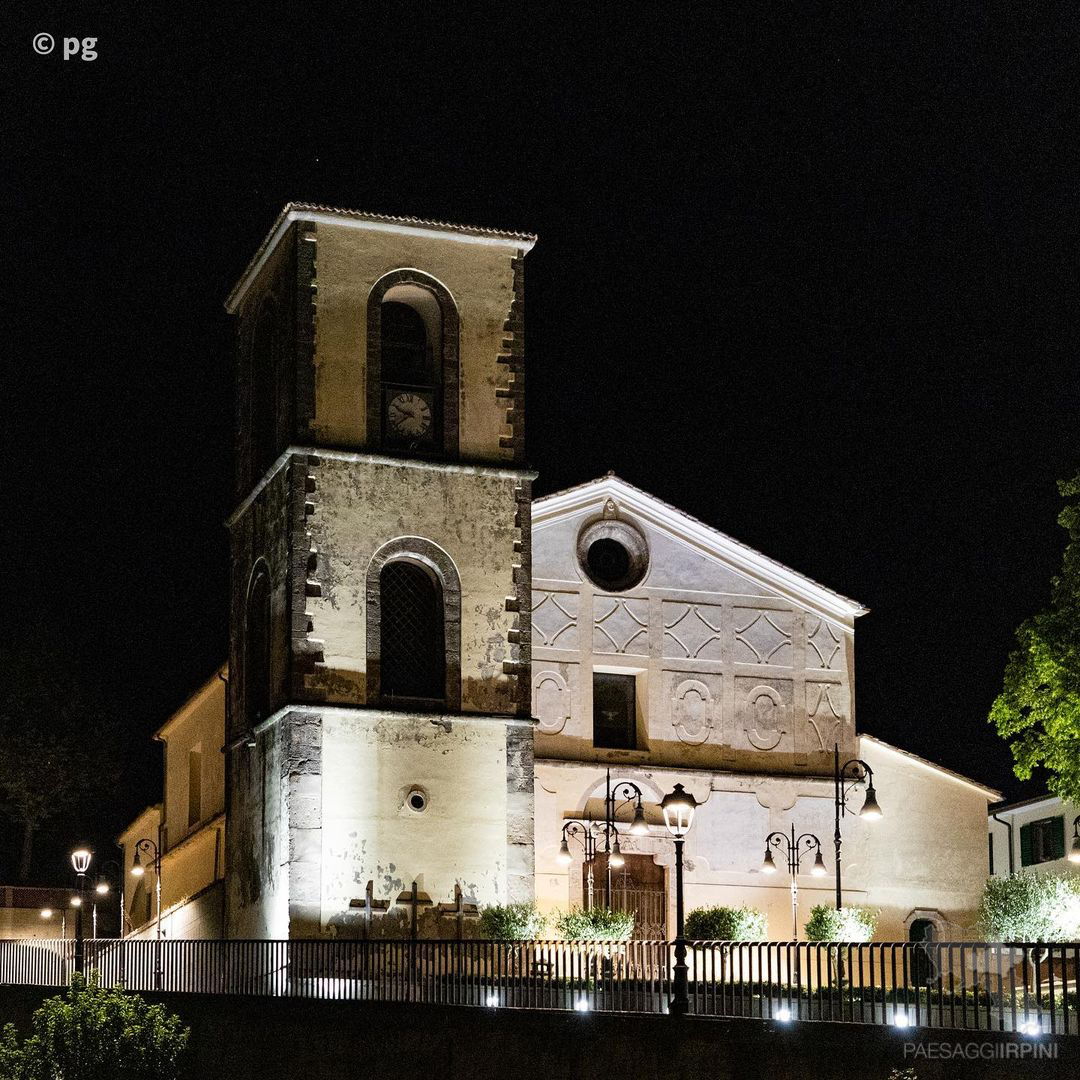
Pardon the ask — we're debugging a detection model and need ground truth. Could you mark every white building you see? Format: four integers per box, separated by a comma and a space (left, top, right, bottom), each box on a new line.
989, 793, 1080, 878
531, 474, 1000, 942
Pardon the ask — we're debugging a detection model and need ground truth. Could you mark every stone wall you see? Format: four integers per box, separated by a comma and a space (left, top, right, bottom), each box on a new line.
0, 986, 1068, 1080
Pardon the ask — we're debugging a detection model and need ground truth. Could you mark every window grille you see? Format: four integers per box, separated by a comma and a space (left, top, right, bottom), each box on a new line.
380, 561, 445, 703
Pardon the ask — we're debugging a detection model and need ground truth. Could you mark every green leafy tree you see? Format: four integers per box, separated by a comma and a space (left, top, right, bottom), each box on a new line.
989, 472, 1080, 803
478, 903, 548, 940
554, 906, 634, 940
804, 905, 879, 942
685, 905, 767, 940
0, 640, 123, 880
979, 873, 1080, 942
0, 973, 189, 1080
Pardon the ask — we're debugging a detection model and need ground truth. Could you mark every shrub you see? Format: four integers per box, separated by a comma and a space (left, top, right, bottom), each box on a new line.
685, 905, 767, 940
478, 902, 548, 940
804, 905, 878, 942
1, 972, 189, 1080
979, 872, 1080, 942
554, 907, 635, 940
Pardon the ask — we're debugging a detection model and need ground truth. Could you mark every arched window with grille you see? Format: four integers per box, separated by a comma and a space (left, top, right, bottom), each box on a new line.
380, 561, 445, 703
245, 561, 272, 726
366, 538, 461, 710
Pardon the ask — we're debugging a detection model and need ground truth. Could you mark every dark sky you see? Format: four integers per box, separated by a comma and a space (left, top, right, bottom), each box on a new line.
3, 5, 1077, 883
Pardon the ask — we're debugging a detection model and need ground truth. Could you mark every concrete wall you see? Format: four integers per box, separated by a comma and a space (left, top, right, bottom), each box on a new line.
0, 985, 1068, 1080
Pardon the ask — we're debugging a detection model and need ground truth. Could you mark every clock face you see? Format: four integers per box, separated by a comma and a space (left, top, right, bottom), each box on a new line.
387, 392, 432, 440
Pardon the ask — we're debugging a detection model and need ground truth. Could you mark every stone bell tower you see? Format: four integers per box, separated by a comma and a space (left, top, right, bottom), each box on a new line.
223, 204, 536, 939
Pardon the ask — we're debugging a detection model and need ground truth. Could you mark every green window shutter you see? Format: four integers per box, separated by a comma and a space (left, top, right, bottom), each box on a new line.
1019, 823, 1034, 867
1051, 816, 1066, 860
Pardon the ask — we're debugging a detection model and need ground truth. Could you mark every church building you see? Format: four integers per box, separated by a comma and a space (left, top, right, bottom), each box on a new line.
119, 205, 999, 944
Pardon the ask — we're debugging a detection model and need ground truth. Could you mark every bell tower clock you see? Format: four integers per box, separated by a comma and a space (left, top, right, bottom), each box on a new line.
223, 204, 536, 940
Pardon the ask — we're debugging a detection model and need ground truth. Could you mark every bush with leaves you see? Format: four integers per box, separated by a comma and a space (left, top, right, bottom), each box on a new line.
478, 902, 548, 940
979, 872, 1080, 942
0, 973, 188, 1080
685, 905, 767, 940
554, 906, 634, 941
804, 905, 878, 942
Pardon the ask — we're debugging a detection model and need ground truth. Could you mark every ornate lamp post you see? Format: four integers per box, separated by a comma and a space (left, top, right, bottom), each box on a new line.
602, 769, 648, 899
661, 783, 697, 1016
556, 819, 623, 909
833, 743, 882, 908
70, 848, 92, 973
1068, 816, 1080, 865
761, 824, 827, 938
130, 837, 163, 988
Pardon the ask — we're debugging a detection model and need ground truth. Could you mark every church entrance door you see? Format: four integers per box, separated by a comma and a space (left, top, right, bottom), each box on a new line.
590, 853, 667, 939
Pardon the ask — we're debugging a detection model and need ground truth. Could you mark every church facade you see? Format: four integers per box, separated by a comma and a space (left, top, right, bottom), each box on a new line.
120, 205, 999, 943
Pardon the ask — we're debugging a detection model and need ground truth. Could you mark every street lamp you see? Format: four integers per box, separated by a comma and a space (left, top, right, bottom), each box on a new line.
661, 783, 697, 1017
131, 837, 163, 988
600, 770, 648, 899
761, 824, 827, 938
70, 848, 92, 973
833, 744, 882, 909
1069, 816, 1080, 865
557, 819, 620, 908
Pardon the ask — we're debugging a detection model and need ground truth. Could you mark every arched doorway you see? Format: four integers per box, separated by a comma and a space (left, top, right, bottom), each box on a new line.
590, 853, 667, 939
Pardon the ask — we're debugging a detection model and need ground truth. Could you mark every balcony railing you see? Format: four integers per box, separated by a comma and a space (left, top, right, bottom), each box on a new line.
0, 937, 1075, 1035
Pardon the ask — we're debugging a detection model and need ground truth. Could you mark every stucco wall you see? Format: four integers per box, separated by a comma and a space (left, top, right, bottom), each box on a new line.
311, 222, 523, 462
301, 456, 525, 715
532, 492, 857, 778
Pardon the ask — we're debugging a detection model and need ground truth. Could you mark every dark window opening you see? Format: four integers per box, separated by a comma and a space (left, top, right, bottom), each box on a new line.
245, 566, 272, 726
381, 301, 432, 387
251, 302, 278, 476
1020, 816, 1065, 866
593, 672, 637, 750
380, 561, 445, 704
587, 538, 632, 587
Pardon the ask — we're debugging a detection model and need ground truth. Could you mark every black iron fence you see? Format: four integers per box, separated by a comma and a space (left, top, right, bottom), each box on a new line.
0, 938, 1075, 1035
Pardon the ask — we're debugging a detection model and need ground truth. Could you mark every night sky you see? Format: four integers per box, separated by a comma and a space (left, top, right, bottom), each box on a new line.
4, 6, 1077, 884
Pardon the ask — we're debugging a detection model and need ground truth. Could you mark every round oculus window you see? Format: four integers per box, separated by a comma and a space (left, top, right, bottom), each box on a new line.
577, 518, 649, 591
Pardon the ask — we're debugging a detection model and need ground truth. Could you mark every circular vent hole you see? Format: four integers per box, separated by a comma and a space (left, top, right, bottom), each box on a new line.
407, 789, 428, 813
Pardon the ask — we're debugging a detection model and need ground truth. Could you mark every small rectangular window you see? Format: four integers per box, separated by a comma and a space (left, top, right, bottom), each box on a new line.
187, 747, 202, 829
1020, 816, 1065, 866
593, 673, 637, 750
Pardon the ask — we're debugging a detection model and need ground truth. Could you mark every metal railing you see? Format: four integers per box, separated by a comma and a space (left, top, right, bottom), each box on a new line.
0, 938, 1075, 1035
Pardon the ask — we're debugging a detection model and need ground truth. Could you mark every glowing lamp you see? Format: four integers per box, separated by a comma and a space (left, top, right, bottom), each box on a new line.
95, 881, 109, 895
39, 909, 52, 920
556, 840, 572, 867
762, 847, 777, 874
70, 895, 82, 908
609, 839, 625, 869
1069, 833, 1080, 865
70, 849, 92, 876
660, 784, 697, 837
130, 849, 146, 877
629, 804, 649, 835
811, 850, 827, 877
860, 785, 882, 820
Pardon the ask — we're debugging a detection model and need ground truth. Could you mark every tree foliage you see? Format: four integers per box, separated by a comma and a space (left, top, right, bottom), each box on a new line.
553, 906, 635, 940
0, 639, 123, 880
478, 902, 548, 940
804, 905, 879, 942
684, 905, 767, 940
989, 472, 1080, 803
0, 973, 189, 1080
979, 873, 1080, 942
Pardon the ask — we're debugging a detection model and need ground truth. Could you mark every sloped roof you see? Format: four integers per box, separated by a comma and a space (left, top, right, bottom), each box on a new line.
534, 473, 868, 626
225, 202, 537, 312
